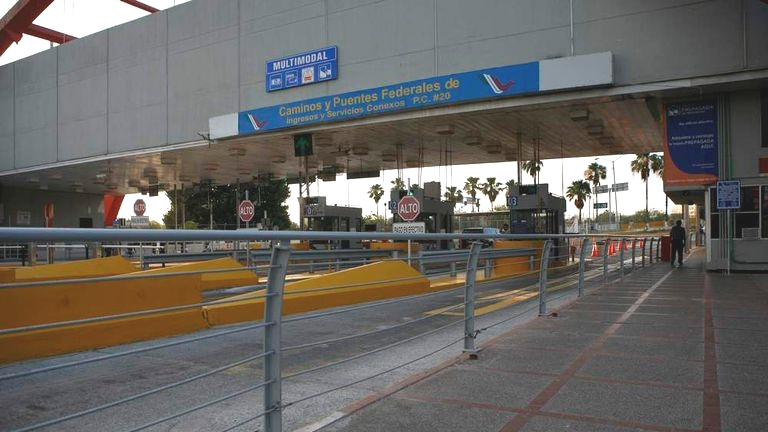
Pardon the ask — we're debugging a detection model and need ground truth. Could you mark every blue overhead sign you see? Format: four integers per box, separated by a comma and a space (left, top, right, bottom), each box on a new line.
243, 61, 539, 134
266, 46, 338, 92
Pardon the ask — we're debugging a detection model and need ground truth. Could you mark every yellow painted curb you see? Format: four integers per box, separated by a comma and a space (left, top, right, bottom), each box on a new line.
203, 260, 430, 326
140, 257, 258, 291
0, 309, 206, 364
0, 274, 201, 329
9, 256, 138, 283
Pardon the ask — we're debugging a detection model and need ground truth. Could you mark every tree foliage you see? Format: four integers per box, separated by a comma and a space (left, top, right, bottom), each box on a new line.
566, 180, 592, 227
481, 177, 504, 211
163, 179, 291, 230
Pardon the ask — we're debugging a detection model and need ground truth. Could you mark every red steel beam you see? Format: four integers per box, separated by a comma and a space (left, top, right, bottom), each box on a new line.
119, 0, 160, 14
25, 23, 76, 44
0, 0, 56, 56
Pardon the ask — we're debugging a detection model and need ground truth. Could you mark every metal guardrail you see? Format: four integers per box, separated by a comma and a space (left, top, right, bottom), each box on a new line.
0, 228, 661, 432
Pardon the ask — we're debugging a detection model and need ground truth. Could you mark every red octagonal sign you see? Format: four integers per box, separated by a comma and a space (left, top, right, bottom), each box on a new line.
133, 199, 146, 216
397, 196, 420, 222
239, 200, 255, 222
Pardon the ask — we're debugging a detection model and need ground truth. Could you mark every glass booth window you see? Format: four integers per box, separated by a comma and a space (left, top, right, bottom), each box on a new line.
709, 186, 762, 239
763, 186, 768, 238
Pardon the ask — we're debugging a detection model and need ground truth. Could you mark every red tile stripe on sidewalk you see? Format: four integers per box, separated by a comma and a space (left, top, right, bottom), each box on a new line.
702, 277, 721, 432
498, 270, 675, 432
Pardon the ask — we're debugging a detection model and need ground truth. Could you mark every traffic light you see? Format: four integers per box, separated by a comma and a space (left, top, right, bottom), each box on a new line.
293, 133, 313, 157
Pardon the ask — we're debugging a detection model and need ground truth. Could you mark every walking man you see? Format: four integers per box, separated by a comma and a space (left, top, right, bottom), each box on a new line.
670, 220, 686, 267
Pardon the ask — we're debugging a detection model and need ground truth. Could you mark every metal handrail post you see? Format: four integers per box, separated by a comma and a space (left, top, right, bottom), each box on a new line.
463, 242, 482, 356
631, 238, 636, 271
538, 240, 553, 316
418, 251, 425, 274
139, 242, 146, 270
263, 242, 291, 432
578, 238, 589, 297
641, 238, 647, 267
602, 237, 609, 284
648, 237, 653, 264
656, 237, 661, 262
619, 238, 625, 281
449, 238, 457, 277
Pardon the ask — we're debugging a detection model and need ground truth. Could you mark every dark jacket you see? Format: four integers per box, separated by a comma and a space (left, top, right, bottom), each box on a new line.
670, 225, 686, 243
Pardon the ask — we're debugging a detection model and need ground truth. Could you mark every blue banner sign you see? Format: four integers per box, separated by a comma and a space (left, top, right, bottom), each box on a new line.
266, 46, 338, 92
243, 61, 539, 134
665, 101, 718, 177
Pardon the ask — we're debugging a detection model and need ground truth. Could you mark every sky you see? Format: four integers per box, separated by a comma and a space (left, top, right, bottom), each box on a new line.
2, 0, 677, 225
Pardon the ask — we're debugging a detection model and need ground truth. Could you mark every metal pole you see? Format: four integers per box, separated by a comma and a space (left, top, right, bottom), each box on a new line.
578, 237, 589, 297
538, 240, 553, 316
631, 238, 636, 271
612, 160, 619, 229
407, 239, 412, 266
602, 237, 609, 284
139, 241, 145, 270
649, 236, 654, 264
263, 242, 291, 432
463, 242, 482, 356
619, 238, 625, 281
641, 238, 646, 267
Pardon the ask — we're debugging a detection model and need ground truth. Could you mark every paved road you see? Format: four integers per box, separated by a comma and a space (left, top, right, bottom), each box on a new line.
0, 258, 617, 432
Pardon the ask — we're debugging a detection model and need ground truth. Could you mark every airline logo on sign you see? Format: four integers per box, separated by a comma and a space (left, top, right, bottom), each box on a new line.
397, 196, 420, 222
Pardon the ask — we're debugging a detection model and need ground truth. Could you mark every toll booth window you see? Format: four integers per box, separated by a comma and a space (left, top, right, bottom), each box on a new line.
710, 187, 761, 239
763, 186, 768, 238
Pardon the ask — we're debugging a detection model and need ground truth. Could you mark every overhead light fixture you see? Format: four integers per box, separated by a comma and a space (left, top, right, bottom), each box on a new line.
73, 186, 84, 193
203, 163, 219, 171
570, 108, 590, 121
464, 132, 482, 146
351, 145, 368, 156
128, 179, 141, 188
178, 174, 192, 182
314, 135, 333, 147
228, 147, 246, 157
48, 174, 63, 181
599, 136, 615, 146
382, 152, 397, 162
271, 155, 286, 164
143, 167, 158, 178
238, 167, 252, 176
435, 125, 454, 135
160, 154, 177, 165
39, 184, 49, 190
485, 141, 503, 154
26, 177, 40, 184
586, 120, 604, 136
405, 159, 420, 168
93, 176, 106, 185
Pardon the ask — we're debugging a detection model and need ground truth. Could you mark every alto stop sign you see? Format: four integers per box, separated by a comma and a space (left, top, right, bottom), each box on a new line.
397, 196, 421, 221
133, 199, 146, 216
238, 200, 255, 222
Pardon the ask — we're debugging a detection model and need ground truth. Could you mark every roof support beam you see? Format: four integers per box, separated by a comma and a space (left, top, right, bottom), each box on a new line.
0, 0, 56, 56
25, 23, 76, 44
119, 0, 160, 14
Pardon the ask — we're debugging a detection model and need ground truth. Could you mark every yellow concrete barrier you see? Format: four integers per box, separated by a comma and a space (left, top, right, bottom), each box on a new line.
203, 260, 431, 326
9, 256, 138, 283
140, 257, 258, 292
492, 240, 543, 277
0, 273, 201, 329
0, 309, 206, 364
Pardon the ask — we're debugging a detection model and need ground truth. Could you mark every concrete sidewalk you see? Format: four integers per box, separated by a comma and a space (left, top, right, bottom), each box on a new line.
315, 250, 768, 432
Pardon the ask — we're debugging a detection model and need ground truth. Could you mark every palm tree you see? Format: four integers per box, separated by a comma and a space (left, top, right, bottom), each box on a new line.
630, 153, 664, 223
368, 184, 385, 217
443, 186, 463, 209
522, 160, 544, 185
463, 177, 481, 212
504, 179, 516, 196
566, 180, 592, 231
584, 162, 607, 222
481, 177, 504, 211
651, 154, 666, 220
390, 177, 406, 192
